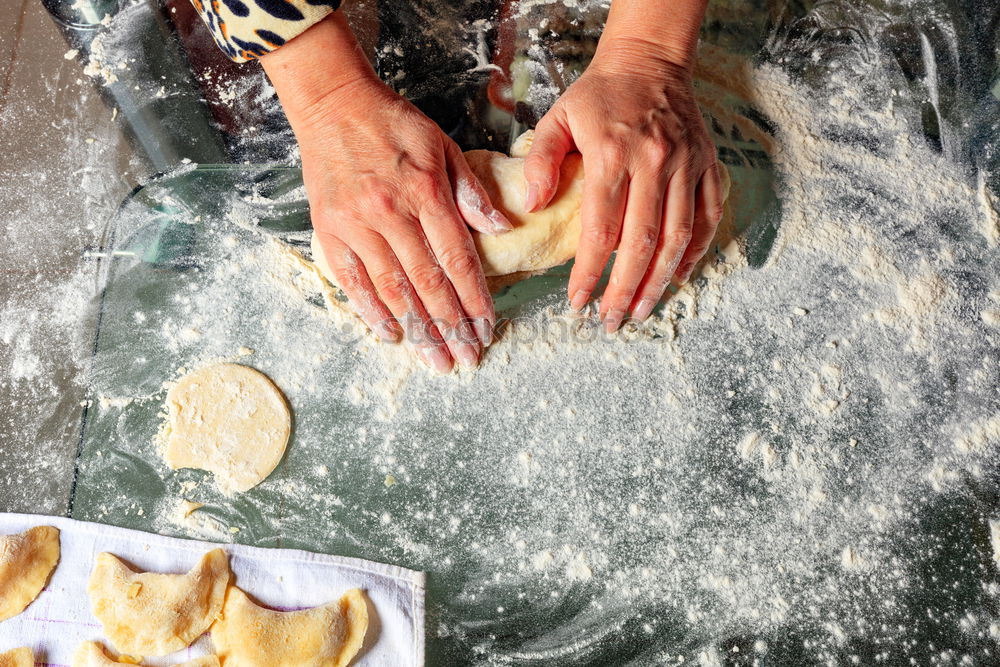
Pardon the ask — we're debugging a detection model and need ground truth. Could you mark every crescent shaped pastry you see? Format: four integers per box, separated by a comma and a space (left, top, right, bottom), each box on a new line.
0, 647, 34, 667
211, 585, 368, 667
87, 549, 230, 656
71, 641, 220, 667
0, 525, 60, 622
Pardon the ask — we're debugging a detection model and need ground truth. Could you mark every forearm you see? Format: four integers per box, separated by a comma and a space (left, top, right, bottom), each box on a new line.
595, 0, 707, 72
260, 12, 381, 128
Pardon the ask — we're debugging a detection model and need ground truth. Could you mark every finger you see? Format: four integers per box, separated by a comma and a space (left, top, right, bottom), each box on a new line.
384, 212, 483, 370
675, 161, 725, 284
599, 171, 667, 332
629, 167, 696, 321
355, 231, 454, 373
523, 109, 573, 212
446, 141, 513, 236
419, 195, 496, 349
315, 231, 401, 342
567, 149, 628, 311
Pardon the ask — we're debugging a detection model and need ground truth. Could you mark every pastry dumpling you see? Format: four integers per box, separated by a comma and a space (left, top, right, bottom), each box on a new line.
211, 585, 368, 667
71, 641, 221, 666
87, 549, 230, 656
0, 525, 60, 622
0, 647, 34, 667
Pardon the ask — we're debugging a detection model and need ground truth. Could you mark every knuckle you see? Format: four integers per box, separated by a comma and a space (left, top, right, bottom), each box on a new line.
575, 270, 604, 290
408, 263, 450, 295
676, 148, 697, 172
315, 202, 355, 231
685, 234, 713, 256
441, 317, 471, 342
421, 172, 445, 200
584, 223, 619, 250
456, 317, 480, 344
628, 226, 660, 255
688, 241, 712, 260
644, 139, 672, 168
708, 203, 725, 223
664, 227, 693, 249
373, 271, 410, 304
524, 152, 551, 175
598, 144, 628, 175
603, 293, 629, 312
311, 206, 337, 229
438, 246, 481, 277
410, 317, 439, 345
332, 262, 360, 290
362, 189, 398, 218
409, 168, 445, 204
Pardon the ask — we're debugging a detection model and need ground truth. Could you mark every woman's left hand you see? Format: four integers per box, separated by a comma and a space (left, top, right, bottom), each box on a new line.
523, 37, 725, 331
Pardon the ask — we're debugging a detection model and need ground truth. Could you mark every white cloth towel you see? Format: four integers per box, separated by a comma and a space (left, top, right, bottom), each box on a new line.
0, 513, 425, 666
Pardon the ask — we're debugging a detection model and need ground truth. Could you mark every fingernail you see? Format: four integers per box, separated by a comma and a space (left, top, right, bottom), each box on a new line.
422, 346, 453, 374
632, 298, 657, 322
570, 290, 590, 311
525, 183, 539, 212
603, 308, 625, 334
677, 266, 694, 285
455, 344, 480, 370
487, 209, 513, 234
474, 319, 493, 347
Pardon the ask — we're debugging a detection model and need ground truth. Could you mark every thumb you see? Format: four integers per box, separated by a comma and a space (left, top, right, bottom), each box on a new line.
523, 110, 572, 212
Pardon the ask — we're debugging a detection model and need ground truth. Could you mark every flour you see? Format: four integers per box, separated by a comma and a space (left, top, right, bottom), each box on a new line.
41, 0, 1000, 664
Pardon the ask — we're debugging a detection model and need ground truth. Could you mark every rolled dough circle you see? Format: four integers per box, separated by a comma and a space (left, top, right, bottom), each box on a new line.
162, 363, 290, 495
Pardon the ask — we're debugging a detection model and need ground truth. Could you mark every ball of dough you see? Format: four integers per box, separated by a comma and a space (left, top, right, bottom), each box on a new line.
312, 132, 731, 294
311, 140, 585, 288
464, 149, 585, 276
0, 525, 60, 623
161, 363, 290, 495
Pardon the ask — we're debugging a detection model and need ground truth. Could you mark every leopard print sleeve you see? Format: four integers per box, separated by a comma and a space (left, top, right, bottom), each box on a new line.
190, 0, 341, 62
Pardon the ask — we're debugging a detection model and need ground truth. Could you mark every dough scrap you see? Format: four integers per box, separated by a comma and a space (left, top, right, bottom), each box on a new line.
87, 549, 230, 657
0, 525, 60, 622
312, 131, 731, 294
0, 647, 34, 667
211, 585, 368, 667
72, 641, 220, 667
161, 363, 291, 495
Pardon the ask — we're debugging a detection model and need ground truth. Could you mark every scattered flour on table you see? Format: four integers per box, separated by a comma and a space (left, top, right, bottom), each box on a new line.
65, 3, 1000, 665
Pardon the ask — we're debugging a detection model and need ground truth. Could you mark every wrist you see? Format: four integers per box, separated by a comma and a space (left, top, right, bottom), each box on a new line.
261, 13, 382, 128
595, 0, 705, 73
591, 36, 696, 82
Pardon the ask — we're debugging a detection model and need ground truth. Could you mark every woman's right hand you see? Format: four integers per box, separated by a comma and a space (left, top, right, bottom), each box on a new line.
262, 14, 511, 372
